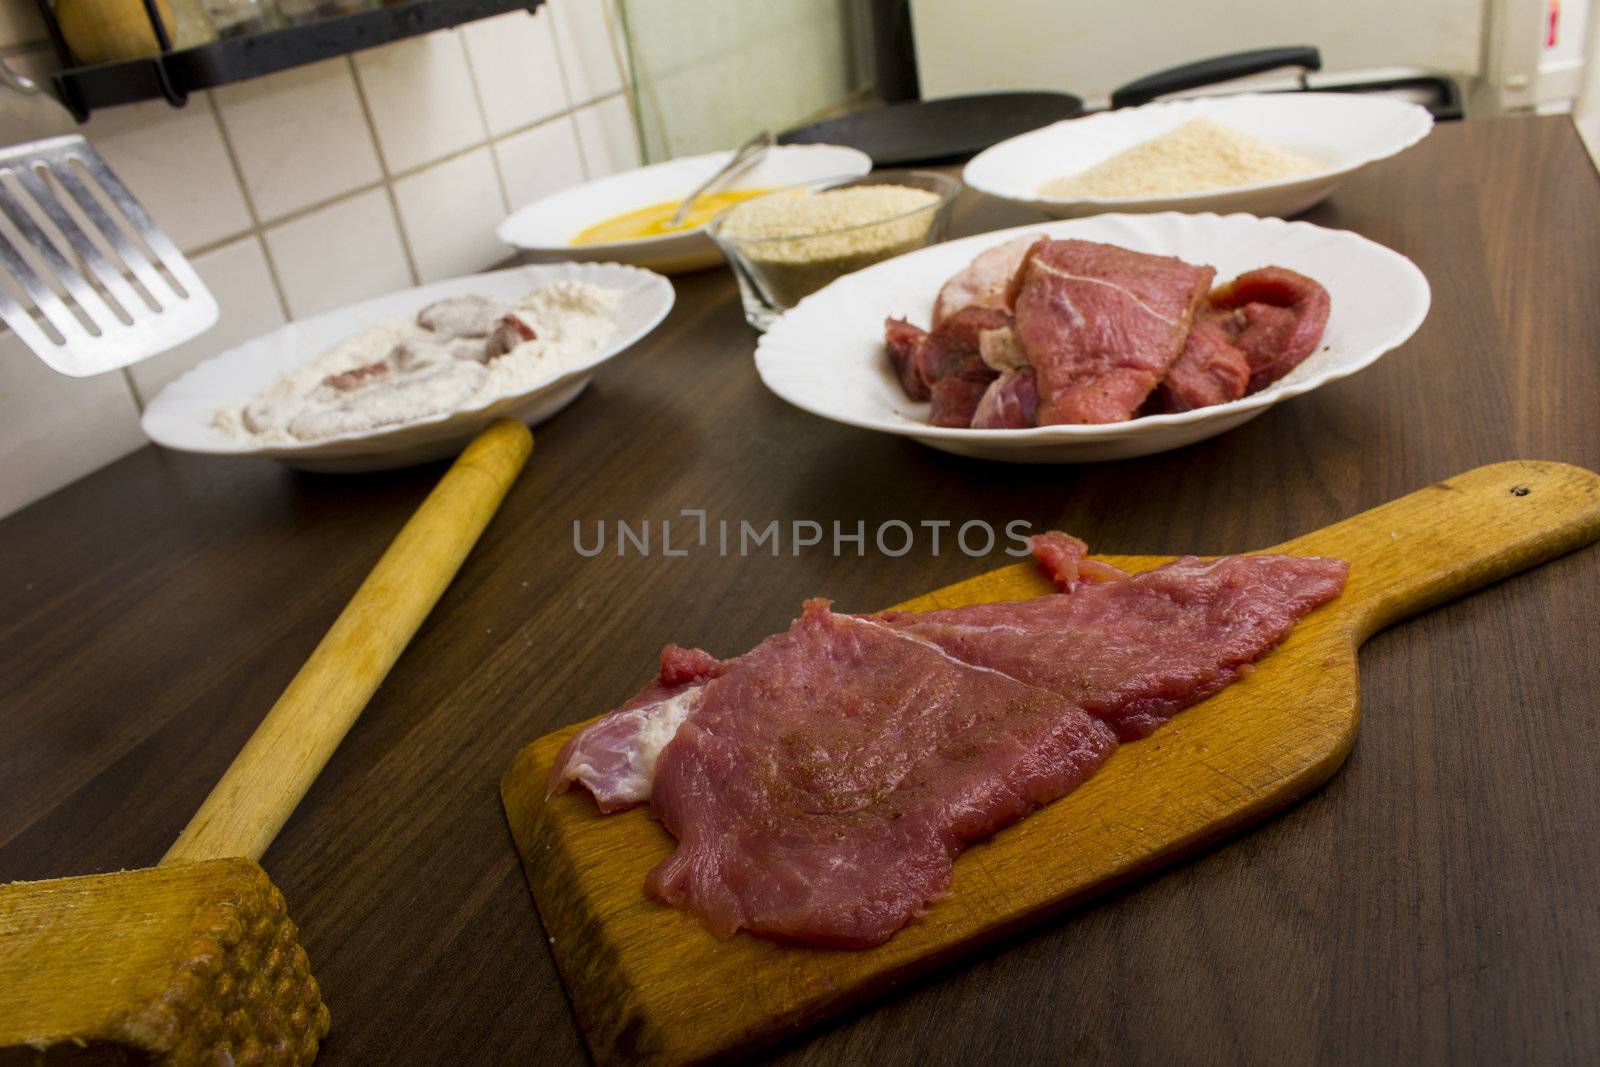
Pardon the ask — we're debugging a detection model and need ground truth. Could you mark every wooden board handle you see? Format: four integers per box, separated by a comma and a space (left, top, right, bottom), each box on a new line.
1276, 460, 1600, 641
162, 420, 533, 866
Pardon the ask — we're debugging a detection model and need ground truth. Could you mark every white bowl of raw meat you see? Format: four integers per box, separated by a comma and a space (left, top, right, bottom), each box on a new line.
963, 93, 1433, 219
141, 262, 673, 472
754, 212, 1429, 463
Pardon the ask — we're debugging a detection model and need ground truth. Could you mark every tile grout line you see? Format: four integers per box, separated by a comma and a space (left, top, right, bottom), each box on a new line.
186, 93, 622, 254
204, 90, 295, 326
457, 27, 514, 216
347, 54, 423, 288
547, 0, 593, 180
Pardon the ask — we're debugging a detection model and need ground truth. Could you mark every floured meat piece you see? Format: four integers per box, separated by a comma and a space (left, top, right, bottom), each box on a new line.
415, 295, 507, 339
884, 317, 931, 400
881, 537, 1349, 740
285, 359, 485, 440
392, 336, 454, 370
484, 312, 539, 360
645, 599, 1118, 947
445, 338, 490, 363
319, 359, 390, 392
931, 233, 1042, 326
550, 531, 1347, 947
1209, 266, 1331, 392
219, 280, 619, 444
1149, 313, 1251, 413
1012, 239, 1212, 424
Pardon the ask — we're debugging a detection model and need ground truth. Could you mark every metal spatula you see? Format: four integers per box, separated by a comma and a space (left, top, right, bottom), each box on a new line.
1, 61, 217, 377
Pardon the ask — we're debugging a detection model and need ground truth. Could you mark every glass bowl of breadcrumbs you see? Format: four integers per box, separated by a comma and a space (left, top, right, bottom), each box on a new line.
707, 170, 959, 330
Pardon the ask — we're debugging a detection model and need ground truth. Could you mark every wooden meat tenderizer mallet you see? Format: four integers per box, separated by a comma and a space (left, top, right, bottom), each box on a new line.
0, 419, 533, 1066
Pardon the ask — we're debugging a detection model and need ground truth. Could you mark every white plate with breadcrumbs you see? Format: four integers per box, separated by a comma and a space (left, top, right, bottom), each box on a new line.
141, 262, 673, 473
755, 213, 1429, 464
497, 144, 872, 274
964, 93, 1433, 219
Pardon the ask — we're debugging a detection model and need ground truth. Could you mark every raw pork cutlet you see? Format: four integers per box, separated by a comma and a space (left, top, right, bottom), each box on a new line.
1011, 238, 1213, 424
931, 233, 1042, 326
1208, 266, 1331, 392
884, 317, 931, 401
548, 645, 723, 812
879, 532, 1350, 740
882, 306, 1010, 427
970, 324, 1038, 429
644, 599, 1118, 947
1147, 312, 1251, 413
549, 532, 1347, 947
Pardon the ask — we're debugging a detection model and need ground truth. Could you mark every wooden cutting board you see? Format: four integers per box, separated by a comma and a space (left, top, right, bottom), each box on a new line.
501, 460, 1600, 1065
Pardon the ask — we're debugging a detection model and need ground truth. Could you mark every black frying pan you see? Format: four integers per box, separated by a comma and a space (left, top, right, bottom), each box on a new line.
778, 47, 1323, 167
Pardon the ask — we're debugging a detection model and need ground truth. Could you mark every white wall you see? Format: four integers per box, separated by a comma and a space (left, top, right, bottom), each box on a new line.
0, 0, 638, 518
909, 0, 1485, 101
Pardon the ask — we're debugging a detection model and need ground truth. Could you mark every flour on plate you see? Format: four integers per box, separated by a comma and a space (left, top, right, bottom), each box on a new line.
215, 281, 620, 443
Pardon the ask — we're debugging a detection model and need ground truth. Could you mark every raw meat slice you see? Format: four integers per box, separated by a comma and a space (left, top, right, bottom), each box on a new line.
885, 306, 1016, 421
970, 367, 1038, 429
970, 322, 1039, 429
1209, 266, 1331, 392
645, 599, 1119, 947
551, 533, 1348, 947
930, 373, 996, 428
548, 645, 722, 812
932, 233, 1042, 326
918, 306, 1011, 384
1151, 313, 1251, 412
880, 540, 1350, 739
1011, 239, 1214, 424
884, 317, 931, 400
1028, 530, 1132, 591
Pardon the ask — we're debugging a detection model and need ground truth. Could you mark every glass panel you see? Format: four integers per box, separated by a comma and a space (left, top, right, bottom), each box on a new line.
618, 0, 874, 162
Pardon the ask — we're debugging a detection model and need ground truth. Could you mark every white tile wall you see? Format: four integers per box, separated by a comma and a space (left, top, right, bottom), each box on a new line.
460, 10, 570, 137
81, 98, 254, 253
393, 147, 509, 283
214, 58, 383, 222
0, 332, 147, 519
494, 115, 587, 208
550, 0, 627, 106
126, 237, 287, 403
573, 93, 640, 177
353, 31, 487, 174
0, 4, 652, 519
264, 188, 414, 318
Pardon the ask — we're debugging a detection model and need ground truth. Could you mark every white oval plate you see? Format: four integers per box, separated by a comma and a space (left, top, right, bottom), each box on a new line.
755, 213, 1429, 463
964, 93, 1433, 220
141, 262, 673, 473
497, 144, 872, 274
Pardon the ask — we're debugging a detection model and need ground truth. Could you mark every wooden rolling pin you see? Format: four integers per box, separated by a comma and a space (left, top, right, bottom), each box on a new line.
0, 419, 533, 1065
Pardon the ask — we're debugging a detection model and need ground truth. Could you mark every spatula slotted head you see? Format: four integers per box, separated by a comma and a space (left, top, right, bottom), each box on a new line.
0, 134, 218, 378
0, 857, 329, 1065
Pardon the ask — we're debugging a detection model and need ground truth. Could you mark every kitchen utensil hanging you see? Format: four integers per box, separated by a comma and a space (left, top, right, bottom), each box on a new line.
0, 56, 217, 377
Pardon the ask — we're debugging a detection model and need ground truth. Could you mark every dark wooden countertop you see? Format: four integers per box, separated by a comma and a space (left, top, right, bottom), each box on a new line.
3, 115, 1598, 1064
